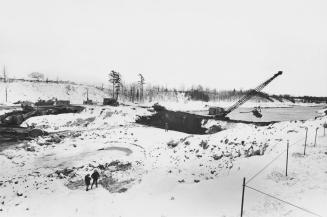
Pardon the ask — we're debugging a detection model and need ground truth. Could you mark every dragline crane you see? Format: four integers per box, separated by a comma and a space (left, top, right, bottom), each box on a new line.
209, 71, 283, 119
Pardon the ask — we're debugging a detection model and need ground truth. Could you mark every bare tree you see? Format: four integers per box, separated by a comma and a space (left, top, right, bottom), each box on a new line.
138, 73, 145, 101
109, 70, 117, 98
3, 65, 7, 82
130, 84, 136, 102
3, 65, 8, 102
115, 75, 122, 100
136, 88, 140, 101
109, 70, 122, 100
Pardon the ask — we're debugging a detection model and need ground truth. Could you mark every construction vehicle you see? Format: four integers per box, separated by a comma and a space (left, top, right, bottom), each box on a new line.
209, 71, 283, 119
0, 103, 84, 140
239, 106, 263, 118
103, 98, 119, 106
251, 106, 263, 118
0, 104, 84, 126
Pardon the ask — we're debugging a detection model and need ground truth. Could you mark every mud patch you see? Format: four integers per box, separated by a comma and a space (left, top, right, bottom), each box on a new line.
99, 176, 136, 193
60, 160, 143, 193
66, 176, 137, 193
66, 179, 84, 190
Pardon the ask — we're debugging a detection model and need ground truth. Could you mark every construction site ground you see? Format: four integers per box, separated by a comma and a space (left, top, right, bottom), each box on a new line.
0, 104, 326, 217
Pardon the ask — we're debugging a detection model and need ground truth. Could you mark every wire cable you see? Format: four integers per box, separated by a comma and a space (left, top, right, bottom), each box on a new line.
246, 136, 304, 184
245, 185, 324, 217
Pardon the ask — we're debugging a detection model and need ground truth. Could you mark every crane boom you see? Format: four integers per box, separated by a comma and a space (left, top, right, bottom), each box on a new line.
209, 71, 283, 118
225, 71, 282, 113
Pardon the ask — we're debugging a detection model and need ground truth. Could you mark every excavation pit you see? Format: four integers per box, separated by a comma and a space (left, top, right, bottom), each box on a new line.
136, 110, 211, 134
136, 109, 276, 134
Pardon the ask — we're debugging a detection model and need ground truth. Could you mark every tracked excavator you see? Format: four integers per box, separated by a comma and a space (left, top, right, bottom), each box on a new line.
209, 71, 283, 119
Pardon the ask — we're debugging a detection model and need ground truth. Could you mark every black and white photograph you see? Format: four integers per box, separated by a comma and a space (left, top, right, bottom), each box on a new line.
1, 0, 327, 216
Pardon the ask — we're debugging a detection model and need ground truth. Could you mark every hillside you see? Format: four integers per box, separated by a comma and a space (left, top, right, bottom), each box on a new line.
0, 80, 318, 108
0, 81, 107, 105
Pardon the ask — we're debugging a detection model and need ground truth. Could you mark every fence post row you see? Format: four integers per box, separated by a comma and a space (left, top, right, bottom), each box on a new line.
241, 134, 324, 217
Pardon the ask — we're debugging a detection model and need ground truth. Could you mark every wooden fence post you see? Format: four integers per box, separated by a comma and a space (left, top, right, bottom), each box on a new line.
5, 87, 8, 102
304, 127, 308, 155
314, 127, 318, 147
286, 140, 289, 176
240, 177, 246, 217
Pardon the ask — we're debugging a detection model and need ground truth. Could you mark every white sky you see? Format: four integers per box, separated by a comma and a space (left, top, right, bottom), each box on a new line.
0, 0, 327, 96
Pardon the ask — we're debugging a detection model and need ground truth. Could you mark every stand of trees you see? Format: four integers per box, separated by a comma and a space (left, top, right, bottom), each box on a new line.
138, 73, 145, 101
294, 96, 327, 103
185, 86, 210, 102
2, 68, 325, 104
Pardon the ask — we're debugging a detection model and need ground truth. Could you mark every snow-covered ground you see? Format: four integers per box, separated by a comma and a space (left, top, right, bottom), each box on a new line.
0, 104, 327, 216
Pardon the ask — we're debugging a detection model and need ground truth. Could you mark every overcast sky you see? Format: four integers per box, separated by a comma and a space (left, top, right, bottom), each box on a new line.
0, 0, 326, 96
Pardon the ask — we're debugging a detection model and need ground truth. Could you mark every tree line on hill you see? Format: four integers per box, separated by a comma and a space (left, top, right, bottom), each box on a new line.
1, 70, 326, 104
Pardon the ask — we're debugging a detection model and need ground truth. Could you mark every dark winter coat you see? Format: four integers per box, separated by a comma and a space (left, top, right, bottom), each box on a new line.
91, 171, 100, 180
85, 175, 91, 185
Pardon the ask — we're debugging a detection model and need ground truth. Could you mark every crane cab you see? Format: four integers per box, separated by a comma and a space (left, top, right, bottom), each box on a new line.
209, 107, 225, 115
208, 107, 229, 119
252, 107, 263, 118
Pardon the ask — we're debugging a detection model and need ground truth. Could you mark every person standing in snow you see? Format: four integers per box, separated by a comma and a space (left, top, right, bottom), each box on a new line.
91, 170, 100, 189
165, 122, 169, 132
85, 174, 91, 191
